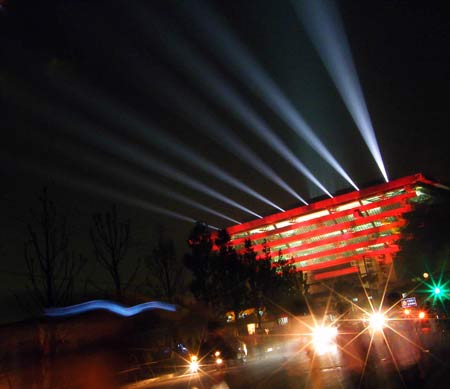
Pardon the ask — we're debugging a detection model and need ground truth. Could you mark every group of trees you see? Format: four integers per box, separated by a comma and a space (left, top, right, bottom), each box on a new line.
22, 189, 304, 325
184, 222, 303, 324
24, 188, 87, 309
23, 188, 184, 311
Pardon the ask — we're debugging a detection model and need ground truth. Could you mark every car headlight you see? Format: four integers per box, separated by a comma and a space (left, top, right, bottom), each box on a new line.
312, 325, 337, 341
368, 312, 386, 331
311, 326, 338, 355
189, 360, 199, 373
189, 355, 199, 373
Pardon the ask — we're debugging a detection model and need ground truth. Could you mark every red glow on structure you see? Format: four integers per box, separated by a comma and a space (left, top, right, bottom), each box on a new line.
224, 173, 442, 282
286, 234, 398, 263
294, 246, 399, 272
228, 173, 433, 235
314, 266, 359, 280
230, 192, 414, 246
241, 218, 406, 255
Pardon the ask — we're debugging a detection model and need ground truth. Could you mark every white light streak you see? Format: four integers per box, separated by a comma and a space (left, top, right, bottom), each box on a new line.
71, 150, 242, 225
184, 0, 359, 190
50, 76, 283, 213
19, 89, 262, 220
145, 14, 331, 198
149, 73, 308, 206
84, 130, 264, 219
294, 0, 388, 182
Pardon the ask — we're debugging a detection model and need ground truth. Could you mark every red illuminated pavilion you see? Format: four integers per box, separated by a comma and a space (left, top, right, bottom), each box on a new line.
225, 173, 446, 284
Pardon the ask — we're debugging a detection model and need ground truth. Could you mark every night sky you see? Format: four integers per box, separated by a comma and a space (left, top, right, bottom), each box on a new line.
1, 0, 449, 320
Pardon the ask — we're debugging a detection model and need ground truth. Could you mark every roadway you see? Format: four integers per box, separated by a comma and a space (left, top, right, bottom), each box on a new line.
124, 330, 450, 389
125, 352, 354, 389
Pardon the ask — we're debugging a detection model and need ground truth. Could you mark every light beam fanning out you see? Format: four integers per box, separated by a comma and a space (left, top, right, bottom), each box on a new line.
93, 134, 263, 219
15, 88, 262, 220
184, 0, 359, 190
2, 149, 215, 228
143, 72, 309, 206
83, 180, 212, 227
4, 77, 262, 221
166, 83, 309, 205
139, 13, 331, 198
71, 149, 242, 225
50, 76, 283, 213
294, 0, 389, 182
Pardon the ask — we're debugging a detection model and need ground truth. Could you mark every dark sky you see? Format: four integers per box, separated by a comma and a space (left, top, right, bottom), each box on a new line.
0, 0, 449, 319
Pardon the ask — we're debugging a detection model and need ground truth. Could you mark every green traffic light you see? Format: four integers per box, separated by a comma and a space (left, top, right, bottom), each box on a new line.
420, 272, 450, 304
426, 280, 449, 304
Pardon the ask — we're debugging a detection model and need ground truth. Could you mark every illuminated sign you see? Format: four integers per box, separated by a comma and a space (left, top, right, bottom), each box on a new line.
401, 297, 417, 308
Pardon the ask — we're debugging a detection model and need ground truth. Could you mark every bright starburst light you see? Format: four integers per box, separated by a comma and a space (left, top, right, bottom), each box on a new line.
368, 312, 386, 331
257, 262, 445, 388
418, 271, 450, 306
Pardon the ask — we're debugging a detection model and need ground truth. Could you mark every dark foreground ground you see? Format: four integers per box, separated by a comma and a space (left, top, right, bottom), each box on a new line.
1, 324, 449, 389
126, 344, 449, 389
